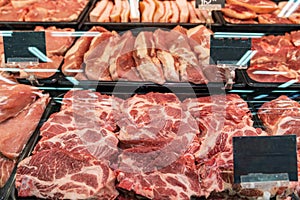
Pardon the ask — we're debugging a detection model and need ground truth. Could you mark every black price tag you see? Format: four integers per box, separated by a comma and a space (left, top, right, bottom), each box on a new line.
233, 135, 298, 184
3, 31, 47, 63
195, 0, 225, 8
210, 36, 252, 66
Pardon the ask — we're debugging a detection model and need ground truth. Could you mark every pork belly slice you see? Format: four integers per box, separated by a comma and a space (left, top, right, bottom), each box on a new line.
0, 83, 39, 123
16, 148, 118, 199
109, 31, 142, 81
89, 0, 108, 22
121, 0, 130, 22
110, 0, 122, 22
0, 155, 15, 188
176, 0, 189, 22
133, 31, 165, 84
97, 1, 113, 22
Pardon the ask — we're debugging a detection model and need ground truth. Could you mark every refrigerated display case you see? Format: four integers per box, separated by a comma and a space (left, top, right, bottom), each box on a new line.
0, 0, 299, 199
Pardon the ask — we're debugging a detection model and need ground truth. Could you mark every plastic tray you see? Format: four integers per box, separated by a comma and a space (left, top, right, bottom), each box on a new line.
0, 98, 60, 200
0, 0, 94, 30
215, 11, 300, 34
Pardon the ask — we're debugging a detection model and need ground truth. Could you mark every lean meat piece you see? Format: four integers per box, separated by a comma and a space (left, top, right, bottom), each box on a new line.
0, 155, 15, 188
109, 31, 142, 81
153, 29, 180, 82
117, 92, 198, 148
133, 31, 165, 84
60, 90, 122, 132
182, 94, 253, 137
116, 154, 202, 200
183, 94, 266, 197
34, 26, 75, 56
0, 93, 49, 159
247, 62, 300, 83
187, 25, 213, 65
0, 83, 39, 123
84, 31, 118, 80
258, 95, 300, 139
153, 28, 207, 84
16, 148, 118, 199
34, 126, 119, 162
62, 26, 108, 76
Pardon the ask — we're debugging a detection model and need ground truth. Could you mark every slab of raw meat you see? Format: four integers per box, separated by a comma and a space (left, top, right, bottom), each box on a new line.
0, 155, 15, 188
16, 148, 119, 199
0, 93, 49, 159
34, 126, 119, 162
133, 31, 165, 84
109, 31, 142, 81
258, 95, 300, 141
117, 92, 198, 147
0, 83, 39, 123
116, 154, 202, 200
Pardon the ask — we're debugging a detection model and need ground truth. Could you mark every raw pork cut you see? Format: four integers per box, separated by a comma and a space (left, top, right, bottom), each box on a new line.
16, 148, 119, 199
62, 26, 108, 76
0, 155, 15, 188
116, 154, 201, 200
0, 93, 49, 159
258, 95, 300, 138
0, 83, 39, 123
117, 92, 198, 148
133, 31, 165, 84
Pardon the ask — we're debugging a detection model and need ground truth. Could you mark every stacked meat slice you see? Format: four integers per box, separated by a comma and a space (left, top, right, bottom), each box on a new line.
247, 30, 300, 83
63, 25, 212, 84
0, 81, 49, 188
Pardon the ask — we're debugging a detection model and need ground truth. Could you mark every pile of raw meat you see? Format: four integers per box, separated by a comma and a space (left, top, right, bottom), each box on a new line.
89, 0, 213, 23
62, 25, 213, 84
16, 90, 298, 199
221, 0, 300, 24
0, 26, 75, 79
0, 79, 49, 188
0, 0, 89, 21
247, 30, 300, 83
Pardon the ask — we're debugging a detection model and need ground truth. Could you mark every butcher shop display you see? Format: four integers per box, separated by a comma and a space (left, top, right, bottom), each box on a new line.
0, 26, 75, 79
0, 80, 49, 188
247, 30, 300, 83
89, 0, 214, 23
62, 25, 215, 84
221, 0, 300, 24
14, 90, 300, 199
0, 0, 89, 22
